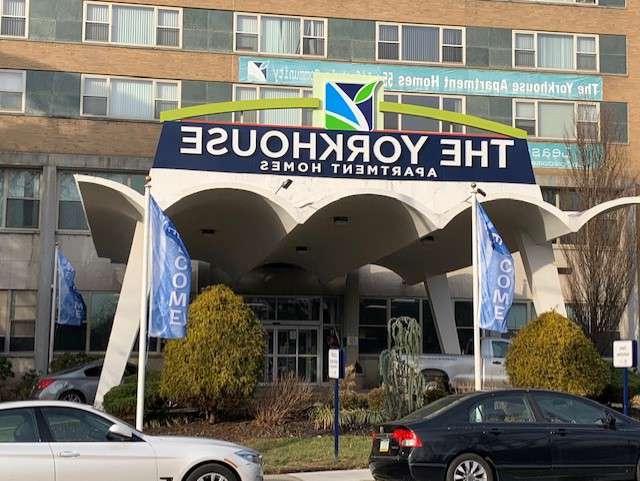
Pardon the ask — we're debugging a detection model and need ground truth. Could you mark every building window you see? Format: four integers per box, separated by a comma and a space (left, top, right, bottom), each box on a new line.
81, 75, 180, 120
0, 0, 27, 37
513, 31, 598, 72
233, 84, 313, 127
234, 13, 326, 57
513, 99, 598, 140
9, 291, 36, 352
359, 298, 388, 355
83, 1, 181, 48
0, 69, 25, 113
57, 171, 145, 231
377, 22, 464, 64
384, 93, 465, 133
0, 169, 40, 229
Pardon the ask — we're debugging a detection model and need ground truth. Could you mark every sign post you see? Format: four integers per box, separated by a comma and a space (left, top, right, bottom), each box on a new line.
328, 348, 344, 461
613, 340, 637, 415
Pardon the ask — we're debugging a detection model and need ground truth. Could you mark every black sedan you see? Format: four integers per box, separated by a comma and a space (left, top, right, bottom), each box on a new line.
370, 389, 640, 481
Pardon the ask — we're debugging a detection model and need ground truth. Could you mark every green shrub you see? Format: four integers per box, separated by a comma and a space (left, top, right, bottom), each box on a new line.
506, 311, 609, 397
424, 387, 448, 405
160, 285, 265, 420
103, 372, 165, 419
50, 353, 100, 373
14, 369, 39, 401
598, 363, 640, 404
0, 357, 13, 383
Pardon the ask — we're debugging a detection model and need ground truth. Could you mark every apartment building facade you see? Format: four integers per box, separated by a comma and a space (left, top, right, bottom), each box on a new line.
0, 0, 633, 383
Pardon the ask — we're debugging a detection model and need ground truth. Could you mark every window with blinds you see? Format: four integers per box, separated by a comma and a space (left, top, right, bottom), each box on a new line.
81, 75, 180, 120
0, 69, 25, 113
234, 12, 326, 57
514, 31, 598, 72
0, 0, 27, 37
233, 84, 313, 127
377, 22, 464, 64
83, 1, 181, 48
513, 99, 599, 140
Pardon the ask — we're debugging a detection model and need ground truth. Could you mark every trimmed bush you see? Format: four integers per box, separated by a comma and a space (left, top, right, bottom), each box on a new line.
50, 353, 100, 373
506, 311, 609, 397
599, 363, 640, 404
310, 405, 385, 431
367, 387, 385, 412
160, 285, 265, 420
103, 372, 165, 419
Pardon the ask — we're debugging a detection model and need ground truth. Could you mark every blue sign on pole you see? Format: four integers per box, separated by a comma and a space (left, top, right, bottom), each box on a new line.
239, 57, 603, 101
154, 121, 536, 184
477, 203, 515, 333
149, 195, 192, 339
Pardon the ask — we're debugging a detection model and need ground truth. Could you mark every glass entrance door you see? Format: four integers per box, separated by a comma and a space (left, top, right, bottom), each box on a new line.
264, 327, 320, 383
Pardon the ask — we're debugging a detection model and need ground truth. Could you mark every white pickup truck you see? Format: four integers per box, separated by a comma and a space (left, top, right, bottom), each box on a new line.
418, 337, 511, 391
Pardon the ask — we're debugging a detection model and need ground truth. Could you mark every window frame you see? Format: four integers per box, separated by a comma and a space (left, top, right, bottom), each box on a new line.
0, 69, 26, 114
232, 83, 313, 126
82, 1, 182, 49
80, 74, 181, 121
512, 98, 600, 141
512, 30, 599, 73
0, 167, 41, 231
0, 0, 28, 39
376, 21, 466, 65
8, 290, 37, 353
233, 12, 327, 58
383, 92, 466, 133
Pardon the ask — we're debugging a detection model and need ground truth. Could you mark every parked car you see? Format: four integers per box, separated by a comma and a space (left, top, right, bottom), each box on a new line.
370, 389, 640, 481
0, 400, 263, 481
32, 361, 136, 404
419, 337, 511, 390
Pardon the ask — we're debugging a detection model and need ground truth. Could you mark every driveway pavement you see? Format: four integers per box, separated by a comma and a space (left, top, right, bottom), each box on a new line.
265, 469, 373, 481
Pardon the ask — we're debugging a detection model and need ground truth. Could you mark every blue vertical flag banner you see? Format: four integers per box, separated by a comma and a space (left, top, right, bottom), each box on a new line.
56, 250, 86, 326
477, 203, 514, 333
149, 195, 191, 339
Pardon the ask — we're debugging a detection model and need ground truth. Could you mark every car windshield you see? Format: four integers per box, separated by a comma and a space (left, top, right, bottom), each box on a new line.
401, 394, 467, 422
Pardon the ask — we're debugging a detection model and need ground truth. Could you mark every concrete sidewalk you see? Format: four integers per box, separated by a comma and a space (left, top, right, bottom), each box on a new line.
265, 469, 373, 481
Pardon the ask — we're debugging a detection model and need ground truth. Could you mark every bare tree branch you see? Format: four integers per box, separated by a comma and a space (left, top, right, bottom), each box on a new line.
562, 106, 638, 354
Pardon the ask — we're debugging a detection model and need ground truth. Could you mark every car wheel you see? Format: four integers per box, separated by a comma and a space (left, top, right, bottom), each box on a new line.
59, 391, 85, 404
185, 463, 238, 481
446, 454, 493, 481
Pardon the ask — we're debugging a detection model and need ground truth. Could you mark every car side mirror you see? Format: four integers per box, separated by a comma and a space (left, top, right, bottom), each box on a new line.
602, 412, 616, 430
107, 423, 134, 441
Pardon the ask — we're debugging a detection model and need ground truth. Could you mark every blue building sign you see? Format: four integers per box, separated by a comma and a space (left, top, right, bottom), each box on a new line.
154, 122, 536, 184
239, 57, 603, 102
528, 142, 577, 169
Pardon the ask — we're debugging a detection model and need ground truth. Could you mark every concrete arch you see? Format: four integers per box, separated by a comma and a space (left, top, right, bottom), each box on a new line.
75, 175, 144, 263
165, 186, 301, 280
266, 192, 434, 282
570, 196, 640, 232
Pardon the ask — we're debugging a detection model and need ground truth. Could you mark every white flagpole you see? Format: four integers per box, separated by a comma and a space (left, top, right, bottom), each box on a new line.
471, 184, 482, 392
136, 178, 151, 431
48, 243, 59, 371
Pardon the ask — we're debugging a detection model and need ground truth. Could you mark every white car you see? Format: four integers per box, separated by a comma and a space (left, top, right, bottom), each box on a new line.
0, 401, 263, 481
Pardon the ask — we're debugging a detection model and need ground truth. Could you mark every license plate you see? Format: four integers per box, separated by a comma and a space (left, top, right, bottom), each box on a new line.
379, 438, 390, 453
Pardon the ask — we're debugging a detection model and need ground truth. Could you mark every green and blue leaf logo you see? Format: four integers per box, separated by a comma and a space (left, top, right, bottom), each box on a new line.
325, 81, 379, 131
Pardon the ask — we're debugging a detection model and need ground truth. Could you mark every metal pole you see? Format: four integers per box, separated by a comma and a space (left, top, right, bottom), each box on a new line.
624, 367, 629, 416
334, 377, 340, 461
48, 243, 59, 371
136, 180, 151, 431
471, 184, 482, 392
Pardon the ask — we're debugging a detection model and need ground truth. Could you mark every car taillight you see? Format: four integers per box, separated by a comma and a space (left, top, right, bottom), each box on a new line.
36, 378, 55, 390
391, 427, 423, 448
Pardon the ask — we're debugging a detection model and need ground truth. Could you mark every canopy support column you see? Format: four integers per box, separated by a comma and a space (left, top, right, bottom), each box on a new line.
425, 274, 461, 355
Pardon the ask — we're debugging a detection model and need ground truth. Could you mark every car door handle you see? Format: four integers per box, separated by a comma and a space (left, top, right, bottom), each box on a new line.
492, 361, 502, 365
551, 428, 568, 437
58, 451, 80, 458
488, 428, 502, 435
